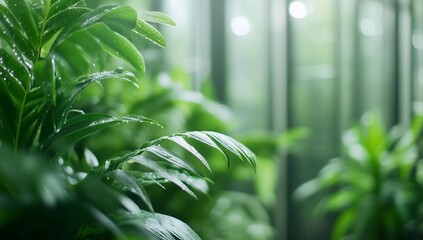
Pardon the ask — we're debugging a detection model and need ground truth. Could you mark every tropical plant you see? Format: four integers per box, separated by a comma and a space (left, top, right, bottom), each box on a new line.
76, 71, 275, 240
76, 71, 234, 160
295, 113, 423, 240
0, 0, 256, 239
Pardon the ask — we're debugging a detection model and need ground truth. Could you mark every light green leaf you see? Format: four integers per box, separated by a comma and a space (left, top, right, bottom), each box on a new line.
178, 131, 228, 163
360, 112, 387, 157
56, 23, 145, 75
84, 148, 99, 168
139, 11, 176, 26
131, 155, 197, 198
98, 5, 137, 38
293, 179, 323, 201
325, 188, 361, 211
332, 208, 355, 240
204, 131, 256, 169
48, 0, 85, 18
144, 145, 198, 175
170, 170, 210, 195
133, 19, 166, 48
167, 135, 212, 173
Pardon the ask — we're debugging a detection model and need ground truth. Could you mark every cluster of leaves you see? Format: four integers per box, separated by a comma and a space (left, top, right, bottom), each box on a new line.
76, 72, 280, 239
295, 113, 423, 240
0, 0, 256, 239
76, 72, 235, 160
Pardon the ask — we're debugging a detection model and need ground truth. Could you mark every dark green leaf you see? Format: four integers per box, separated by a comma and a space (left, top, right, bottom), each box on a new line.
0, 90, 17, 145
21, 101, 51, 149
0, 49, 31, 89
53, 40, 91, 77
83, 203, 124, 238
54, 69, 138, 129
44, 7, 90, 45
0, 67, 25, 107
0, 23, 14, 49
53, 5, 118, 45
32, 58, 56, 103
104, 169, 154, 212
0, 5, 36, 59
40, 113, 158, 158
4, 0, 39, 45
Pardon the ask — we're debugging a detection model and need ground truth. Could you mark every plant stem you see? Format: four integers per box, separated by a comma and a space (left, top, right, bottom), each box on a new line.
14, 88, 29, 153
15, 1, 52, 152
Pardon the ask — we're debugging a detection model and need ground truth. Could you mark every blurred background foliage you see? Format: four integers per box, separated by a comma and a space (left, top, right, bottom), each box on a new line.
84, 0, 423, 239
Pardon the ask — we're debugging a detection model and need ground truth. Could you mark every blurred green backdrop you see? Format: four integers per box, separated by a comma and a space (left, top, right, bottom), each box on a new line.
74, 0, 423, 239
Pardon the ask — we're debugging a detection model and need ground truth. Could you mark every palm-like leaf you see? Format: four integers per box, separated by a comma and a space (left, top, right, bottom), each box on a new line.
106, 131, 255, 200
141, 211, 201, 240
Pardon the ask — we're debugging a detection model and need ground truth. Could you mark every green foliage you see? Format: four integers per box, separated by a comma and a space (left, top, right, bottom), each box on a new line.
295, 113, 423, 239
75, 69, 275, 239
239, 128, 309, 206
0, 0, 256, 239
205, 192, 274, 240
